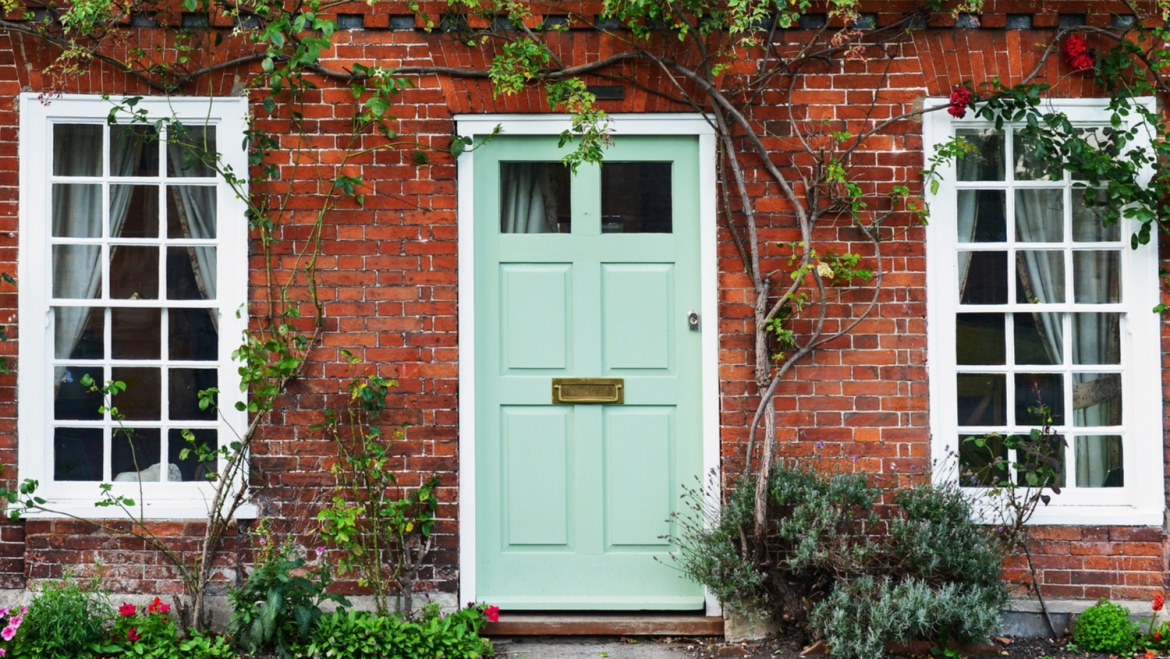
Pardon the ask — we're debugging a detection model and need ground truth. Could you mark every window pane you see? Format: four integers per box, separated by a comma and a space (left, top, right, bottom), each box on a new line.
54, 428, 104, 481
53, 125, 102, 177
110, 125, 160, 177
1015, 435, 1065, 488
111, 428, 162, 482
957, 190, 1005, 243
167, 186, 217, 239
1072, 189, 1119, 242
52, 184, 102, 237
1013, 312, 1062, 365
955, 129, 1004, 181
1015, 251, 1065, 303
112, 185, 160, 238
1075, 435, 1123, 487
1072, 128, 1120, 182
959, 434, 1007, 487
54, 368, 103, 420
958, 251, 1007, 305
1014, 189, 1063, 242
167, 125, 217, 178
956, 314, 1004, 365
167, 247, 216, 300
110, 246, 159, 299
169, 429, 218, 482
1072, 313, 1121, 365
957, 374, 1005, 426
1013, 132, 1063, 181
169, 369, 218, 421
111, 308, 161, 360
169, 309, 218, 361
1073, 373, 1122, 427
54, 307, 103, 360
111, 367, 161, 421
1015, 373, 1064, 425
499, 162, 571, 234
1073, 251, 1120, 303
53, 245, 102, 299
601, 162, 672, 233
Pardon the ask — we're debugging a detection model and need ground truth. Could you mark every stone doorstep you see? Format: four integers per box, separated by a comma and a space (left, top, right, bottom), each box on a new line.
485, 614, 724, 637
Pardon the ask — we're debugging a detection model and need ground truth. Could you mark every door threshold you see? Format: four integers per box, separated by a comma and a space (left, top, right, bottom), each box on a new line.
485, 613, 724, 637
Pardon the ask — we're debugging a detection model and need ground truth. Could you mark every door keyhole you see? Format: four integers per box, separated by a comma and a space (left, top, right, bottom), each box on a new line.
687, 310, 700, 331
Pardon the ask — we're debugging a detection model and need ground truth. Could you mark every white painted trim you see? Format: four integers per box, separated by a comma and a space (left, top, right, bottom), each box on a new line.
18, 93, 250, 519
924, 96, 1164, 526
454, 114, 721, 613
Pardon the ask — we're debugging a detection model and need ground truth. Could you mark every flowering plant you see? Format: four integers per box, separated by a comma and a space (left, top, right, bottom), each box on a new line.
109, 597, 182, 658
948, 85, 973, 118
1139, 594, 1169, 654
1064, 34, 1094, 71
0, 605, 26, 656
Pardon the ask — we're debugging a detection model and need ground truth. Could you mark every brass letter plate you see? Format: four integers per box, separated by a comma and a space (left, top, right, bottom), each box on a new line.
551, 378, 624, 404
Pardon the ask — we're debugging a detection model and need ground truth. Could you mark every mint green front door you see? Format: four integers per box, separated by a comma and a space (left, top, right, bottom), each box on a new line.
473, 135, 705, 610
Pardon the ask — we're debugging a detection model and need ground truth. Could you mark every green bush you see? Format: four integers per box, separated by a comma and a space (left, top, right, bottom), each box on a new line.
13, 574, 111, 659
296, 604, 492, 659
1073, 599, 1136, 655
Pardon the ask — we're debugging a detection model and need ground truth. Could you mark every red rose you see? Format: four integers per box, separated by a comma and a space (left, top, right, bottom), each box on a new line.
127, 628, 140, 642
1155, 593, 1165, 612
485, 605, 500, 623
118, 603, 136, 617
1064, 34, 1094, 71
948, 85, 972, 119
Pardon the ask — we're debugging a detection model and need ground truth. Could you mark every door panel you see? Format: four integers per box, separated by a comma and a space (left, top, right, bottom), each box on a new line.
475, 135, 704, 610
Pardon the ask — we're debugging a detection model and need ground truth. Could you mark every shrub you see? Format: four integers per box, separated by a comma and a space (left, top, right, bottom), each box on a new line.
1073, 599, 1136, 655
13, 573, 110, 659
296, 604, 493, 659
106, 597, 182, 659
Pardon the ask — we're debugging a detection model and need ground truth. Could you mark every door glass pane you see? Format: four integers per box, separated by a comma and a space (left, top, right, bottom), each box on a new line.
957, 373, 1005, 426
52, 184, 102, 237
958, 251, 1007, 304
111, 428, 162, 481
112, 308, 161, 359
1072, 313, 1121, 364
1075, 435, 1123, 487
169, 369, 218, 420
1014, 189, 1063, 242
1073, 373, 1122, 427
956, 314, 1004, 364
111, 367, 161, 420
1013, 132, 1063, 181
955, 129, 1004, 181
601, 162, 672, 233
1015, 251, 1065, 303
957, 190, 1005, 243
1072, 189, 1119, 242
959, 434, 1007, 486
112, 185, 160, 238
54, 125, 103, 177
110, 125, 160, 177
167, 247, 216, 300
54, 427, 104, 481
1013, 312, 1062, 365
1015, 373, 1064, 425
1073, 251, 1120, 303
167, 126, 216, 177
110, 246, 159, 299
53, 245, 102, 299
54, 307, 103, 359
169, 429, 218, 481
500, 162, 571, 234
167, 187, 218, 239
54, 368, 103, 420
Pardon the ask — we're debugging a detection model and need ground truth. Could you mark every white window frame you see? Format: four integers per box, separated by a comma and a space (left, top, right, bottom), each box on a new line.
18, 94, 252, 519
925, 97, 1164, 526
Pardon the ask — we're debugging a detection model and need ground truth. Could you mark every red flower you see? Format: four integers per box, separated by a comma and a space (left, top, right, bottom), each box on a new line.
147, 597, 170, 614
948, 86, 972, 119
1156, 629, 1162, 640
1064, 34, 1094, 71
1155, 593, 1165, 612
1145, 651, 1156, 659
127, 628, 140, 642
118, 603, 136, 617
485, 605, 500, 623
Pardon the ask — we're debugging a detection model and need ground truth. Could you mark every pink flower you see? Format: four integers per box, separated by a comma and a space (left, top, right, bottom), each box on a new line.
119, 603, 136, 617
1, 626, 14, 642
19, 607, 25, 616
8, 616, 21, 629
127, 628, 140, 642
1, 647, 7, 656
948, 85, 972, 119
315, 546, 325, 556
485, 605, 500, 623
147, 597, 169, 614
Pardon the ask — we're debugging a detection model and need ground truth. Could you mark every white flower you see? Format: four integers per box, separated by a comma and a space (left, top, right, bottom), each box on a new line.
816, 262, 835, 279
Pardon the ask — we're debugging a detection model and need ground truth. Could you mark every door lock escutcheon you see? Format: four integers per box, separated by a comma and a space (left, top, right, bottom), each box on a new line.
687, 310, 700, 331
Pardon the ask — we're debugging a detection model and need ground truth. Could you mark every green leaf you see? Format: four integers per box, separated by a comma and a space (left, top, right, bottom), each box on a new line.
411, 151, 429, 165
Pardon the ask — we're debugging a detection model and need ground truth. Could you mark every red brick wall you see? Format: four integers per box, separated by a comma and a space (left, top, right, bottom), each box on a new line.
0, 0, 1162, 604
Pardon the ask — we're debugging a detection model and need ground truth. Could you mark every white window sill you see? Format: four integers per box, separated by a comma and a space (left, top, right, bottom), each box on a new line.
972, 503, 1163, 527
16, 500, 259, 521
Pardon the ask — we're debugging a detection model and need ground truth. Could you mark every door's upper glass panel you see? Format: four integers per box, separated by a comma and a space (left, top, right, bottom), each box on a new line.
601, 162, 672, 233
500, 162, 571, 234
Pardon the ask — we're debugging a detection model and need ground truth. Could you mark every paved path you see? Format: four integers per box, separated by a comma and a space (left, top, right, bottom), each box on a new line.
495, 638, 695, 659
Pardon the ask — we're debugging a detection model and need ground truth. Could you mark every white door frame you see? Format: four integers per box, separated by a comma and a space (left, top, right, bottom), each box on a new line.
454, 114, 721, 614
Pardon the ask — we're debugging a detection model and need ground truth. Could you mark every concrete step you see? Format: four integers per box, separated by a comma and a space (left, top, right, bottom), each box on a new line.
486, 613, 724, 637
